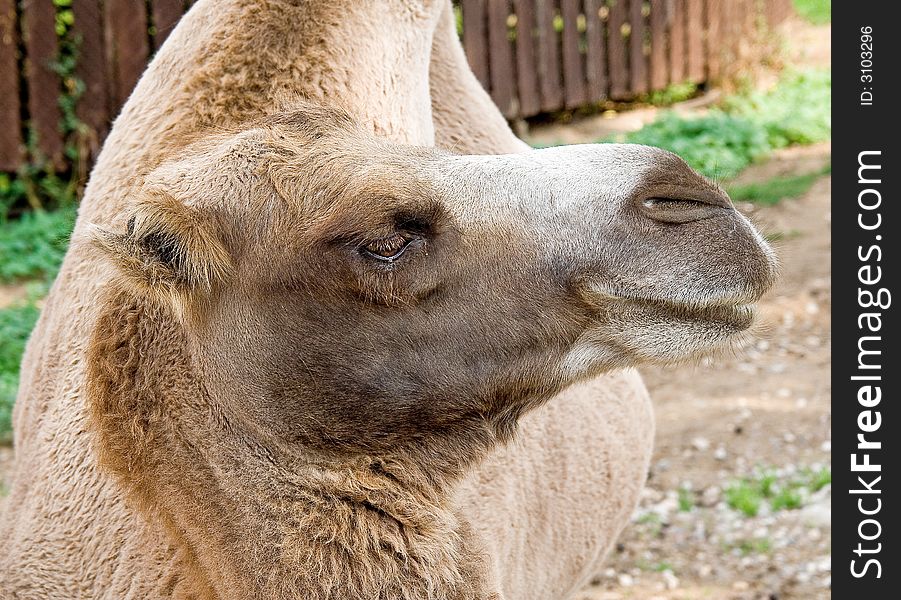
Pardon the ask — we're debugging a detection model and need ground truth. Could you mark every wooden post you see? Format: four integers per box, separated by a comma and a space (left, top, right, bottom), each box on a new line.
649, 0, 668, 90
629, 0, 648, 95
105, 0, 149, 114
608, 0, 629, 98
0, 0, 21, 170
462, 0, 490, 90
584, 0, 607, 102
487, 0, 515, 117
72, 0, 111, 156
513, 0, 541, 117
22, 0, 64, 167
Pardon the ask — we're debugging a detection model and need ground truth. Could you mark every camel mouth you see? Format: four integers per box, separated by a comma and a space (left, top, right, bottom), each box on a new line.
587, 288, 759, 332
675, 302, 757, 330
628, 297, 757, 331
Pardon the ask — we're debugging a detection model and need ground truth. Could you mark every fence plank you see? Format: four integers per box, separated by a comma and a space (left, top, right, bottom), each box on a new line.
608, 0, 629, 98
462, 0, 490, 90
629, 0, 647, 94
487, 0, 515, 117
23, 0, 64, 167
151, 0, 184, 50
559, 0, 586, 108
535, 0, 562, 111
72, 0, 110, 156
668, 0, 685, 84
105, 0, 149, 113
513, 0, 540, 116
685, 0, 704, 81
648, 0, 668, 89
584, 0, 607, 102
0, 0, 21, 170
704, 0, 721, 80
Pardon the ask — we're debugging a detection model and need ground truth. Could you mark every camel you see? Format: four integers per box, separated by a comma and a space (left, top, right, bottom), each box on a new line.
0, 1, 777, 599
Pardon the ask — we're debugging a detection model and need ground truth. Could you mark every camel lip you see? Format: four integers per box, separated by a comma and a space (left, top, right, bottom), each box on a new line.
585, 288, 759, 330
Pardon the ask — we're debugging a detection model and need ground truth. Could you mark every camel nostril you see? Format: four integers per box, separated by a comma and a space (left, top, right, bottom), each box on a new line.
638, 196, 731, 224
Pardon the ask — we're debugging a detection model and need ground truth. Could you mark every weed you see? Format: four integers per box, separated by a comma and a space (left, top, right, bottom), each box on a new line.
678, 486, 695, 512
771, 488, 804, 511
646, 81, 699, 107
0, 206, 77, 283
0, 302, 42, 440
725, 69, 831, 149
725, 480, 762, 517
792, 0, 830, 24
807, 466, 832, 492
735, 537, 772, 556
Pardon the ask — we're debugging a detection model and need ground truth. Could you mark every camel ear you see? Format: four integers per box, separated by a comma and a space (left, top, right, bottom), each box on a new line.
92, 191, 231, 307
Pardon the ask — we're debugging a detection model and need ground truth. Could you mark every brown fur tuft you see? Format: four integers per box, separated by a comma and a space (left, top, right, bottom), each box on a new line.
91, 190, 232, 317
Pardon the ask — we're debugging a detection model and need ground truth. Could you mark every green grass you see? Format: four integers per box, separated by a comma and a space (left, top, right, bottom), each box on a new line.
0, 302, 42, 440
770, 488, 804, 511
725, 480, 763, 517
724, 466, 831, 517
727, 163, 831, 205
626, 111, 771, 180
0, 206, 77, 283
734, 537, 773, 556
792, 0, 830, 24
725, 69, 831, 149
646, 81, 699, 107
0, 207, 76, 440
678, 486, 695, 512
623, 68, 831, 180
807, 466, 832, 491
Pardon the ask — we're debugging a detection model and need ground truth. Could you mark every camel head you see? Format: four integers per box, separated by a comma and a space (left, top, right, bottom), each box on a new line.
84, 101, 777, 596
91, 103, 776, 463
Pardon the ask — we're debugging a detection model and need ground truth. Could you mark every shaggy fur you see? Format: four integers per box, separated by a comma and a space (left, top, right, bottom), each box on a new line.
0, 2, 775, 599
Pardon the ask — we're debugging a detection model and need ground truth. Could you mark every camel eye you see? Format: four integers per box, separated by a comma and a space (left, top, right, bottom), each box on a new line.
360, 233, 414, 262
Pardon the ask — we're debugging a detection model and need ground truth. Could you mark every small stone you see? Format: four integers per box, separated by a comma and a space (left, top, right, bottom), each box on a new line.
714, 446, 728, 461
800, 500, 831, 528
617, 573, 634, 587
783, 432, 796, 443
691, 437, 711, 452
777, 387, 791, 398
820, 440, 831, 452
795, 397, 808, 408
732, 580, 750, 591
702, 486, 720, 505
661, 569, 679, 590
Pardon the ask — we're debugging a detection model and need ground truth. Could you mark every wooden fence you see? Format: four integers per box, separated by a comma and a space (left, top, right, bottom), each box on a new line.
462, 0, 794, 118
0, 0, 793, 173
